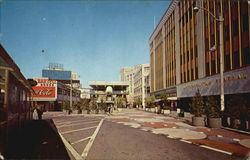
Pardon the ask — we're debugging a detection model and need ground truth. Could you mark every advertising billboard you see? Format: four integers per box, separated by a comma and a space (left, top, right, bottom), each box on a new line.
32, 86, 56, 98
31, 78, 57, 100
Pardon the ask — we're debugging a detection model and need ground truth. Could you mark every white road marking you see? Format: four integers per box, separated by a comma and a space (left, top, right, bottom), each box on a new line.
81, 119, 104, 158
200, 145, 232, 155
59, 132, 83, 160
56, 119, 97, 125
61, 126, 97, 134
57, 120, 100, 128
180, 139, 192, 144
71, 136, 91, 145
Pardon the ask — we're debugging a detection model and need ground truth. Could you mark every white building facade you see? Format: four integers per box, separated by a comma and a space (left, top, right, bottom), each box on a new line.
133, 64, 150, 108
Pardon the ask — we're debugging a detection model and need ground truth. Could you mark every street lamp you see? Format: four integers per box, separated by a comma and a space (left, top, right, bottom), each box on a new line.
70, 77, 72, 110
194, 6, 225, 111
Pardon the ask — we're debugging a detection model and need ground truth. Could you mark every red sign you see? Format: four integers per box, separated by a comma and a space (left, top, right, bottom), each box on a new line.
32, 87, 56, 98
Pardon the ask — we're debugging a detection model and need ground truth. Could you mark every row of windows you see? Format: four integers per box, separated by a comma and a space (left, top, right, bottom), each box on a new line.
179, 0, 198, 83
204, 0, 250, 76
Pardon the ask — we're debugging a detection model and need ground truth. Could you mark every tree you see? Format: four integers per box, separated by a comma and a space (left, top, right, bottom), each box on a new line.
62, 101, 70, 111
82, 98, 90, 114
135, 97, 142, 107
161, 93, 168, 104
90, 98, 98, 114
205, 96, 220, 118
116, 97, 125, 108
190, 90, 205, 117
226, 95, 249, 129
99, 98, 108, 112
145, 96, 155, 108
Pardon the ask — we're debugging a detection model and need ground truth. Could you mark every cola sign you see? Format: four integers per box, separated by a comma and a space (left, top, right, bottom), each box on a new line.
32, 87, 56, 98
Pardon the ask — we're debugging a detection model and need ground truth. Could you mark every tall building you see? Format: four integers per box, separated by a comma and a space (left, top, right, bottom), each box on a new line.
42, 63, 80, 88
134, 64, 150, 108
120, 67, 135, 105
149, 0, 250, 110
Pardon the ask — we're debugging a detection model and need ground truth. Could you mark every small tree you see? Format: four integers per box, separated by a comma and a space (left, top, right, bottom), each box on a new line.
82, 99, 90, 114
161, 94, 170, 109
135, 97, 142, 107
99, 98, 108, 112
63, 101, 70, 111
116, 97, 125, 108
145, 96, 155, 108
226, 95, 249, 130
90, 99, 99, 114
190, 90, 204, 117
205, 96, 220, 118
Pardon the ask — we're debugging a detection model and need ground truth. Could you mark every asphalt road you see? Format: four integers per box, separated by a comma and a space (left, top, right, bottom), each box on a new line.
87, 120, 242, 160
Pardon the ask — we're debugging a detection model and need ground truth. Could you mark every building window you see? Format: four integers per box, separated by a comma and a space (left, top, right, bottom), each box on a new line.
224, 54, 230, 71
233, 19, 238, 36
233, 51, 239, 68
224, 25, 230, 41
195, 67, 198, 79
206, 62, 209, 76
242, 14, 249, 32
243, 47, 250, 65
211, 60, 216, 74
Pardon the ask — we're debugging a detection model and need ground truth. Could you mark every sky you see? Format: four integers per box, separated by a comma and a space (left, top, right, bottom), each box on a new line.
0, 0, 170, 87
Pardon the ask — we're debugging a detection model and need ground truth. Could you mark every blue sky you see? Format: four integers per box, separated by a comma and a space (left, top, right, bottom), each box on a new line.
0, 0, 170, 87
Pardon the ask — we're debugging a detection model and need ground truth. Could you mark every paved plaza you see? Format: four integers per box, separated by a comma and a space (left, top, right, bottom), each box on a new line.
42, 109, 250, 160
107, 109, 250, 157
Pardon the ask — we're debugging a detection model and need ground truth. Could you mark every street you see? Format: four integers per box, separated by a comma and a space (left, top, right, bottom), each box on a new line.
43, 109, 249, 160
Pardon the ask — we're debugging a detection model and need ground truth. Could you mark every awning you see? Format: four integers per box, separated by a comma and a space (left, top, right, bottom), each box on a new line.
154, 99, 161, 102
167, 97, 177, 100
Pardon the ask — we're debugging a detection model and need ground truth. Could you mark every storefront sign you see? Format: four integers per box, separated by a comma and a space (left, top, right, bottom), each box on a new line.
177, 66, 250, 98
32, 87, 56, 98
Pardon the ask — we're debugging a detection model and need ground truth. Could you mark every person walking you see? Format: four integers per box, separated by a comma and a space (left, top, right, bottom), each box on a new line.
37, 105, 43, 120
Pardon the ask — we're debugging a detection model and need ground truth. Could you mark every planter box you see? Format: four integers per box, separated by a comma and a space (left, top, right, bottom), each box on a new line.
177, 108, 181, 113
170, 111, 178, 117
163, 109, 170, 114
184, 112, 193, 118
208, 118, 222, 128
192, 117, 205, 126
151, 108, 155, 112
117, 108, 123, 112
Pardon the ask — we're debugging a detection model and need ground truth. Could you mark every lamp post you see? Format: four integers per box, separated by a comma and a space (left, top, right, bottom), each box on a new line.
194, 6, 225, 111
70, 76, 72, 110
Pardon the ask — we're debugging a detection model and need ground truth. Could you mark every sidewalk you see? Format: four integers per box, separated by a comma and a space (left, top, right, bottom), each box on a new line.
5, 120, 71, 159
107, 108, 250, 158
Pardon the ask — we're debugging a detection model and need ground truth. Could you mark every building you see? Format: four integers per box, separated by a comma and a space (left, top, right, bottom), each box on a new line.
149, 0, 249, 112
0, 45, 33, 155
88, 81, 129, 109
31, 77, 80, 111
133, 64, 150, 108
42, 62, 81, 88
120, 67, 135, 105
145, 73, 151, 98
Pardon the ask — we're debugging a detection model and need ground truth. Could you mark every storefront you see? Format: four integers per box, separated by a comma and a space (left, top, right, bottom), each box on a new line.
31, 77, 80, 111
0, 45, 33, 155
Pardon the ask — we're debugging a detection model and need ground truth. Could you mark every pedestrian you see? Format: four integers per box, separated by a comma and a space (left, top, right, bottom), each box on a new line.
33, 106, 39, 120
37, 105, 43, 120
108, 106, 111, 113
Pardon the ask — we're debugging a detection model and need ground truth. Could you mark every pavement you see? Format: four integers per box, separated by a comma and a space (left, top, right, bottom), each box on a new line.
5, 119, 71, 159
4, 109, 250, 159
106, 108, 250, 158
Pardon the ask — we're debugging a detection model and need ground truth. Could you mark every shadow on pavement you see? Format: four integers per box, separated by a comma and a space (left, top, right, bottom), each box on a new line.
5, 119, 70, 160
